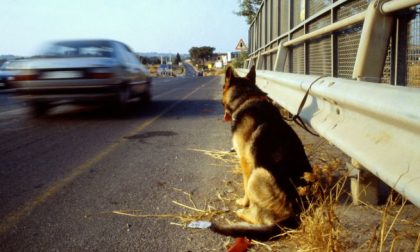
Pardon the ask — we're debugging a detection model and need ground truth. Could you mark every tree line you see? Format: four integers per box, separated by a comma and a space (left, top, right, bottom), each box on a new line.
141, 0, 258, 67
139, 53, 182, 65
188, 46, 215, 64
187, 1, 259, 64
236, 0, 263, 24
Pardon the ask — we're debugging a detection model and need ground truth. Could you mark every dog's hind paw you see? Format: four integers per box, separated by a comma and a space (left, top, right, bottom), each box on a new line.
235, 208, 255, 224
236, 197, 249, 207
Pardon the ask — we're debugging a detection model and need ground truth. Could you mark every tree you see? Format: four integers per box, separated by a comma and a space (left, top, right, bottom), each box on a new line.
189, 46, 215, 64
139, 56, 161, 65
231, 51, 249, 68
174, 53, 182, 65
235, 0, 263, 25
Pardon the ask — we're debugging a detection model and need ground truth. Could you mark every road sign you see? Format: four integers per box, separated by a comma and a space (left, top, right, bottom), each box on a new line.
235, 39, 247, 52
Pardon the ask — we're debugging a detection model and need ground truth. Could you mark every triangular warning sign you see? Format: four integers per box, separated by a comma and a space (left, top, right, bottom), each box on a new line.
235, 38, 247, 51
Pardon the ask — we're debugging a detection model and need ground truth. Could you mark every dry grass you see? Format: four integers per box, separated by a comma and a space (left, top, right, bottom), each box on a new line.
185, 147, 350, 251
187, 148, 238, 166
278, 159, 348, 252
187, 146, 351, 251
192, 146, 418, 251
188, 148, 241, 173
359, 194, 420, 252
107, 146, 419, 251
111, 188, 226, 227
107, 149, 239, 230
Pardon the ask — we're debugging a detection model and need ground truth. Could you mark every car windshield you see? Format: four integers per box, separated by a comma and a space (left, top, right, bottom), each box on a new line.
39, 41, 114, 58
0, 61, 22, 70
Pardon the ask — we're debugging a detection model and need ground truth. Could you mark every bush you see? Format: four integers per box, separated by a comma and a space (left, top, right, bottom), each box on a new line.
231, 51, 249, 68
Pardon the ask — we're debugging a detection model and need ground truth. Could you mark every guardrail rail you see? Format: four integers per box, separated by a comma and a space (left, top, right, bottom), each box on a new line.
240, 0, 420, 206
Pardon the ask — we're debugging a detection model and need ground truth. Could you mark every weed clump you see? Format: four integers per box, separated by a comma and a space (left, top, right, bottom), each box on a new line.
282, 159, 348, 252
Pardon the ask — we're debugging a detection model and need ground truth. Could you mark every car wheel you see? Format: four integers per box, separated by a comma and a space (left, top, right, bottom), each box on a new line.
140, 89, 151, 104
116, 85, 132, 115
118, 85, 130, 107
31, 102, 50, 117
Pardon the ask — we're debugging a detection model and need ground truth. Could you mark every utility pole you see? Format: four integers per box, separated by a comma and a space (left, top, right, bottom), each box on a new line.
169, 55, 172, 76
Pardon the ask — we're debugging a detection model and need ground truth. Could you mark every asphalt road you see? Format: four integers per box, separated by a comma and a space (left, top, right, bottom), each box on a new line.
0, 75, 235, 251
183, 62, 197, 77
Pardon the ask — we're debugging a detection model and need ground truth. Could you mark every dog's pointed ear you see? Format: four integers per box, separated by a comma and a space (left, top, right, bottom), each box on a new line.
225, 66, 235, 86
225, 66, 234, 80
246, 65, 256, 85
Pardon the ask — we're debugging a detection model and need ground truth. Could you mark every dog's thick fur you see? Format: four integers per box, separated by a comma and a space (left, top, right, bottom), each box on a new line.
210, 66, 312, 241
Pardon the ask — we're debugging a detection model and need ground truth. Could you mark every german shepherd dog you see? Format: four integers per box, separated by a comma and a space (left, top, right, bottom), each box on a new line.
210, 66, 312, 241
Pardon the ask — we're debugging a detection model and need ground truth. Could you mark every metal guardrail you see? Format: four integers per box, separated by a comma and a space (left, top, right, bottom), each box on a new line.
242, 0, 420, 206
236, 69, 420, 207
245, 0, 420, 87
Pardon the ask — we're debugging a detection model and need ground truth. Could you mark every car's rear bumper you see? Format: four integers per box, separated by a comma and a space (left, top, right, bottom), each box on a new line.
13, 78, 152, 104
13, 79, 123, 103
15, 93, 120, 103
13, 78, 120, 88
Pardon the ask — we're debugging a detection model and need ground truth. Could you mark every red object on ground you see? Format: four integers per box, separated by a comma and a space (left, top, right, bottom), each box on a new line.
227, 237, 251, 252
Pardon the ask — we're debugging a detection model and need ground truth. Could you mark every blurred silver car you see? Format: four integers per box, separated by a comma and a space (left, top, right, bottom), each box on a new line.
0, 60, 22, 89
11, 39, 152, 115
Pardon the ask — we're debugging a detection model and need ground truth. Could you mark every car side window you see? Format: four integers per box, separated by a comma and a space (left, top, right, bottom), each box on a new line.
129, 53, 141, 68
114, 42, 147, 74
115, 43, 131, 67
117, 43, 141, 69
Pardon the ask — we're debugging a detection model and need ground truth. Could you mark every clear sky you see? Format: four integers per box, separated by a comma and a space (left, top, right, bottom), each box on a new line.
0, 0, 249, 56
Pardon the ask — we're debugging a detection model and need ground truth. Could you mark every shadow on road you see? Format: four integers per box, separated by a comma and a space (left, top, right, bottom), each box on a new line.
30, 99, 224, 121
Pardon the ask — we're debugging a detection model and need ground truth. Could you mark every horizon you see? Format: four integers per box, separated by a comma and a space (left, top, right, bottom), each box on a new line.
0, 0, 249, 57
0, 50, 239, 59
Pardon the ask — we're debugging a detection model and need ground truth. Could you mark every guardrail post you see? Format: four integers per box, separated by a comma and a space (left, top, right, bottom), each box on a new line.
273, 42, 288, 72
246, 59, 255, 70
352, 0, 394, 82
348, 159, 379, 205
256, 53, 263, 70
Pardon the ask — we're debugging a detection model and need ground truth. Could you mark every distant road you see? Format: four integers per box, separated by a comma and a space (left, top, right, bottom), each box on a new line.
183, 62, 197, 77
0, 75, 231, 251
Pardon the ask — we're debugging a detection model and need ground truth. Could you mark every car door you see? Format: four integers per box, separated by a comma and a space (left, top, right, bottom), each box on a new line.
126, 51, 147, 85
114, 43, 133, 83
117, 43, 148, 94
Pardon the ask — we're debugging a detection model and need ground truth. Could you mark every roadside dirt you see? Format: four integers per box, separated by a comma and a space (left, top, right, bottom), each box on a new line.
291, 122, 420, 251
191, 121, 420, 251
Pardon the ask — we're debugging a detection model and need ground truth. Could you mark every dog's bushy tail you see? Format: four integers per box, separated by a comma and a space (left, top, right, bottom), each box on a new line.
210, 217, 298, 241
